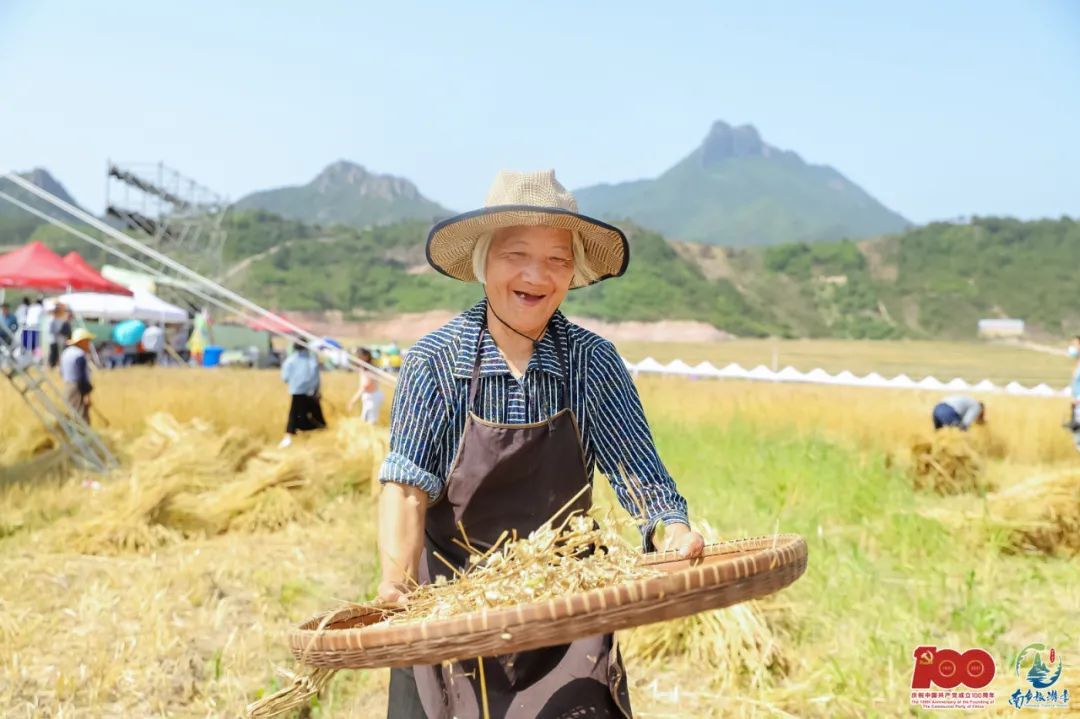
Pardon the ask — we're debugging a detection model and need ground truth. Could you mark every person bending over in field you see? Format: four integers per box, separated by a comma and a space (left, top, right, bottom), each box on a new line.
376, 169, 704, 719
931, 394, 985, 431
278, 342, 326, 448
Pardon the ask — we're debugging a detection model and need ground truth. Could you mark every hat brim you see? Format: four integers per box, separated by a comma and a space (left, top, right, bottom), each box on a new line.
426, 205, 629, 289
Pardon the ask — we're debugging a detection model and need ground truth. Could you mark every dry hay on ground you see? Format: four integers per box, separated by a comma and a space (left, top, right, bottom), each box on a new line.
910, 428, 988, 495
41, 413, 387, 555
988, 470, 1080, 555
0, 422, 56, 465
620, 521, 789, 692
621, 601, 788, 691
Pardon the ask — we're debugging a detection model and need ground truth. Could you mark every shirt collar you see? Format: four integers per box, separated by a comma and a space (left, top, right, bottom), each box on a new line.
451, 299, 566, 379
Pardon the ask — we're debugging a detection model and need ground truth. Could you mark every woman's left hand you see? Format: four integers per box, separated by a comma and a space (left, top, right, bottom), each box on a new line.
663, 522, 705, 559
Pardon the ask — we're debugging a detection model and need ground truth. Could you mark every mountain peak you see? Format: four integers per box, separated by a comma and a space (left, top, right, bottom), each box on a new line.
573, 118, 908, 246
699, 120, 770, 166
18, 167, 80, 206
234, 161, 449, 228
316, 160, 370, 181
311, 160, 422, 202
0, 167, 84, 221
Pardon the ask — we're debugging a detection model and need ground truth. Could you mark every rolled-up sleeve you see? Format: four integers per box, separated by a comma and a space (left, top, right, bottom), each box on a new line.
378, 352, 447, 501
585, 340, 689, 549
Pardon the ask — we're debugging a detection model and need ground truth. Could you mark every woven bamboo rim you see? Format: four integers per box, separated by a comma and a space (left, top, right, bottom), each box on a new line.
290, 534, 807, 669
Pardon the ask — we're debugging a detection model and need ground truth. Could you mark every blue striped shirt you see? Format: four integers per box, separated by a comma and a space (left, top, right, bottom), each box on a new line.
378, 300, 689, 547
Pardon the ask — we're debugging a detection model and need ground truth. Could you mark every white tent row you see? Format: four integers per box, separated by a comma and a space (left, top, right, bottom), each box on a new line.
47, 290, 188, 323
624, 357, 1070, 398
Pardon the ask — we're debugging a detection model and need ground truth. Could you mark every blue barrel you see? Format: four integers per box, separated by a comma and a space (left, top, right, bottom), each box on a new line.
202, 345, 224, 367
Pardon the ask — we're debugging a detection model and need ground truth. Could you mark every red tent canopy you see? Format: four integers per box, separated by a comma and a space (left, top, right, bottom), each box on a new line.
0, 241, 128, 293
62, 252, 133, 296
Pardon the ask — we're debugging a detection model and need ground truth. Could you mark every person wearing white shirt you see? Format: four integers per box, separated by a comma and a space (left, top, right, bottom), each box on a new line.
23, 296, 43, 356
347, 347, 384, 423
141, 323, 165, 365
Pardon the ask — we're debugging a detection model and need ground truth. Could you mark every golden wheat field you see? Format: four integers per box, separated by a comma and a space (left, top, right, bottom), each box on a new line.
1, 346, 1079, 718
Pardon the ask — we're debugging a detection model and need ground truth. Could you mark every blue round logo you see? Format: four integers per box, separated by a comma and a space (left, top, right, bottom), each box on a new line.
1015, 643, 1063, 689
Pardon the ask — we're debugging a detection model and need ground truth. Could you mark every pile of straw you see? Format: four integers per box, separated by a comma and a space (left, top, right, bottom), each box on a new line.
0, 422, 57, 465
621, 603, 788, 689
54, 413, 387, 554
910, 428, 987, 495
989, 471, 1080, 555
620, 521, 789, 690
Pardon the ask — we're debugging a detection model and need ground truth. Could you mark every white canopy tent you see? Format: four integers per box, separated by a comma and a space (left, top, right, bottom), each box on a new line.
49, 289, 188, 323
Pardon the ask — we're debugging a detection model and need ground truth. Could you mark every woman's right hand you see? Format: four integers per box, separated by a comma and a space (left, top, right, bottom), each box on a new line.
376, 578, 409, 606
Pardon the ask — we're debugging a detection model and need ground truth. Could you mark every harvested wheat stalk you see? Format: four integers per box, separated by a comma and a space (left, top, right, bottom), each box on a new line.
988, 471, 1080, 555
910, 428, 987, 495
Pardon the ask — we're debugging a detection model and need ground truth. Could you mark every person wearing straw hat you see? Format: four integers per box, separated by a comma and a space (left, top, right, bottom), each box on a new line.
60, 328, 96, 423
377, 170, 704, 718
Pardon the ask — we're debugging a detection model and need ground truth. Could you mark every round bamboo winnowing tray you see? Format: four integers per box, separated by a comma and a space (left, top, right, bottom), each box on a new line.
290, 534, 807, 669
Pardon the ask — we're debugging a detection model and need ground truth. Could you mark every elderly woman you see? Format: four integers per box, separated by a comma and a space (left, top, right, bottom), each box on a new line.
378, 170, 704, 719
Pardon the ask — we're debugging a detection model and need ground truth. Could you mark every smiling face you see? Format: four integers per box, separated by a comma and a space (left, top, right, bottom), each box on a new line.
484, 225, 575, 337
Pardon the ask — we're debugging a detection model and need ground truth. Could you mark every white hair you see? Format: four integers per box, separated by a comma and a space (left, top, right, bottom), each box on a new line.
472, 229, 598, 287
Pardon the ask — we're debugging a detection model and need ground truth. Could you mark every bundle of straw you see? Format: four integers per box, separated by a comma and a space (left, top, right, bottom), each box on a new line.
910, 428, 987, 495
55, 412, 387, 554
0, 422, 57, 465
620, 522, 789, 690
621, 603, 788, 689
988, 471, 1080, 555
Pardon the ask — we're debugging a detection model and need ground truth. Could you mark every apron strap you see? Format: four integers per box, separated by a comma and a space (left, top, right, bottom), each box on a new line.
553, 322, 571, 413
468, 327, 484, 413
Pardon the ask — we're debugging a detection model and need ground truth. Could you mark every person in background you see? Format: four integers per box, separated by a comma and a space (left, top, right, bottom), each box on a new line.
932, 394, 985, 430
48, 303, 73, 369
1064, 336, 1080, 450
279, 342, 326, 448
347, 347, 384, 423
141, 323, 165, 366
14, 297, 29, 333
0, 302, 18, 340
23, 295, 43, 357
188, 309, 210, 366
60, 328, 96, 423
170, 323, 190, 364
383, 340, 402, 373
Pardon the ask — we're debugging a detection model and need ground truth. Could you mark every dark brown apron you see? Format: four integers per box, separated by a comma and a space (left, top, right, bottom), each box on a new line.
387, 325, 632, 719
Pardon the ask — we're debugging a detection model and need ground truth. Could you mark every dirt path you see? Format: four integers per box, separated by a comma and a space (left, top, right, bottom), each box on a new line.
217, 236, 336, 282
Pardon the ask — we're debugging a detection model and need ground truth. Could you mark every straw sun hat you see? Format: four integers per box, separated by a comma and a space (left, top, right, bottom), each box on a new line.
67, 328, 95, 345
426, 170, 629, 289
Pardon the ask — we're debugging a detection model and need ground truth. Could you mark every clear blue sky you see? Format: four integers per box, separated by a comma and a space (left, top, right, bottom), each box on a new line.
1, 1, 1077, 223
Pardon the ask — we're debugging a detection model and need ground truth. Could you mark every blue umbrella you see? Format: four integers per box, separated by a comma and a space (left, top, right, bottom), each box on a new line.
112, 319, 145, 346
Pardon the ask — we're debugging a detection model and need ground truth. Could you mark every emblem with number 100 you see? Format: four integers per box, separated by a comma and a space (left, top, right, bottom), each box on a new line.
911, 646, 996, 689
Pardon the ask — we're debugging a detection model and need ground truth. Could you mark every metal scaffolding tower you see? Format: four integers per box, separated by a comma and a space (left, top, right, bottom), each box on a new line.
105, 161, 229, 276
0, 328, 117, 473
